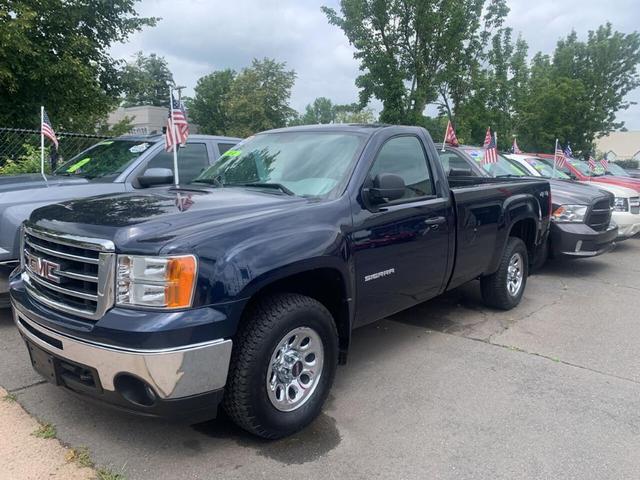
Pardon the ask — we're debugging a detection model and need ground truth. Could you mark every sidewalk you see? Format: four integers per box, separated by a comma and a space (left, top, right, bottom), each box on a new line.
0, 387, 94, 480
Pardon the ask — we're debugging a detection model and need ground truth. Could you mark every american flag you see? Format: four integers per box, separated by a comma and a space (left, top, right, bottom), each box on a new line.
512, 138, 522, 154
444, 120, 459, 147
563, 144, 573, 159
41, 109, 58, 149
588, 156, 596, 171
483, 128, 498, 164
600, 157, 609, 170
165, 94, 189, 152
554, 146, 566, 168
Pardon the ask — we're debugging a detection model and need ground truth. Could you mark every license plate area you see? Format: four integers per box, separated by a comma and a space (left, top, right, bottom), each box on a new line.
24, 338, 103, 394
26, 341, 60, 385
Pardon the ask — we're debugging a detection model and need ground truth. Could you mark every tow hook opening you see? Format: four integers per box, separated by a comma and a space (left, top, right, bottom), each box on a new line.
114, 374, 157, 407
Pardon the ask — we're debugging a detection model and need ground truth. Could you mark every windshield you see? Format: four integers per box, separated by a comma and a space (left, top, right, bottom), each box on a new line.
54, 140, 152, 179
567, 159, 604, 177
462, 148, 527, 177
195, 131, 365, 197
604, 162, 631, 177
522, 157, 571, 179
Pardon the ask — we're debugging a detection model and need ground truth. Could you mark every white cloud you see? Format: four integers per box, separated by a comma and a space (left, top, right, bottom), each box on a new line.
111, 0, 640, 128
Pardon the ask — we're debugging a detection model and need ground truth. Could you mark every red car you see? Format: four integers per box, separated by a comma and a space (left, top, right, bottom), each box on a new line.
536, 153, 640, 194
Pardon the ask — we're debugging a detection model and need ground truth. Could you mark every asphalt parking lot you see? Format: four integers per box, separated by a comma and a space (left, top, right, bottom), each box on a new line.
1, 238, 639, 480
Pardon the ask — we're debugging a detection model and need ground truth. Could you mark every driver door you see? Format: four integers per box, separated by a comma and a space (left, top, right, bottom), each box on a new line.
350, 135, 452, 326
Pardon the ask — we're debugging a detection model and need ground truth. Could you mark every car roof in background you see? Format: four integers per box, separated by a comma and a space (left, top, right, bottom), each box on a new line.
113, 134, 242, 143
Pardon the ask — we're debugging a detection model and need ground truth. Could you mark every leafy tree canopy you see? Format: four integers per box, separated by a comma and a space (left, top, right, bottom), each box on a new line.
0, 0, 156, 132
121, 52, 175, 107
187, 69, 236, 135
221, 58, 297, 138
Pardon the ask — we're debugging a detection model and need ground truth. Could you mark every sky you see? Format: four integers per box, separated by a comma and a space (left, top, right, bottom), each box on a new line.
110, 0, 640, 129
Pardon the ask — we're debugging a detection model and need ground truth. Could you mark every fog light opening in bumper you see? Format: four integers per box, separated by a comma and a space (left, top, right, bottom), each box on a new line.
574, 240, 583, 253
114, 374, 157, 407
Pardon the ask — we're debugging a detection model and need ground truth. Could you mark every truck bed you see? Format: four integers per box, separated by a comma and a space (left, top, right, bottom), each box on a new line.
446, 176, 550, 290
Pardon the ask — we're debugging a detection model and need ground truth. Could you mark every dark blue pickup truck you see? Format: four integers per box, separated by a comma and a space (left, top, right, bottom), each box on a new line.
10, 124, 551, 438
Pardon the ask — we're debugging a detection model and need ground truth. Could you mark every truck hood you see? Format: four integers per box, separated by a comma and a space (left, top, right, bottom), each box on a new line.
0, 174, 89, 195
29, 187, 311, 252
546, 179, 613, 206
590, 176, 640, 193
578, 181, 638, 199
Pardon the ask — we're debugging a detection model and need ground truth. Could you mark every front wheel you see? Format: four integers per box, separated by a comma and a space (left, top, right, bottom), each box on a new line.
223, 293, 338, 439
480, 237, 528, 310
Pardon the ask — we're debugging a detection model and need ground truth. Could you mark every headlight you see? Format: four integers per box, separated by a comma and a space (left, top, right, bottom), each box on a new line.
613, 197, 629, 212
116, 255, 197, 308
552, 204, 588, 223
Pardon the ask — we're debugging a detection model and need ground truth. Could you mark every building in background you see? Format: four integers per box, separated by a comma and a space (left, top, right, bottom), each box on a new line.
596, 131, 640, 162
106, 106, 199, 135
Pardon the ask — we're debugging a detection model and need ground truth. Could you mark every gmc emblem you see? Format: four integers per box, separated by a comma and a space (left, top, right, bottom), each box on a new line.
26, 252, 61, 283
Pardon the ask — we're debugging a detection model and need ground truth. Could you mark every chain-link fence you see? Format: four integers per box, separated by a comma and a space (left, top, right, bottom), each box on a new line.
0, 128, 112, 169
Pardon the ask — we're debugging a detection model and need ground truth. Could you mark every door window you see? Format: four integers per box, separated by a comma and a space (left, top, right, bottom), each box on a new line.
142, 143, 209, 184
369, 136, 433, 200
437, 151, 476, 175
217, 143, 238, 156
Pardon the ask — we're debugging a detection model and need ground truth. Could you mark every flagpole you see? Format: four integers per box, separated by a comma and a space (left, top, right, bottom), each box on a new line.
441, 121, 448, 152
169, 87, 180, 186
40, 106, 47, 183
552, 138, 558, 179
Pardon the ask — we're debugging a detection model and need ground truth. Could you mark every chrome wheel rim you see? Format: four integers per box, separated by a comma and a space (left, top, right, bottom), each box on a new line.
507, 252, 524, 296
266, 326, 324, 412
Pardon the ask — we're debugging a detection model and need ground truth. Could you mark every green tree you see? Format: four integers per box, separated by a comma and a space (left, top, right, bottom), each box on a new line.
323, 0, 508, 124
333, 103, 376, 123
301, 97, 336, 124
225, 58, 297, 137
0, 0, 156, 131
517, 24, 640, 153
188, 69, 236, 134
121, 52, 175, 107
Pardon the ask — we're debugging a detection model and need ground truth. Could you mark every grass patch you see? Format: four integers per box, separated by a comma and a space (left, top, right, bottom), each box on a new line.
33, 422, 57, 439
65, 447, 94, 468
96, 468, 127, 480
2, 392, 17, 402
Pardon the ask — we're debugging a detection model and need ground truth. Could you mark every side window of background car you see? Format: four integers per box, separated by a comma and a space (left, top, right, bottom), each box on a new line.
217, 142, 238, 157
143, 143, 209, 184
437, 151, 475, 175
369, 136, 434, 200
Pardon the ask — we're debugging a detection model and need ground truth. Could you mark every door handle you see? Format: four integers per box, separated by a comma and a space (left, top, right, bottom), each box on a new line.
424, 216, 446, 226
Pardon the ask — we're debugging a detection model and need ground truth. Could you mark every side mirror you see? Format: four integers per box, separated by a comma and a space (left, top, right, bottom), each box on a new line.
449, 167, 474, 177
139, 168, 174, 187
365, 173, 405, 205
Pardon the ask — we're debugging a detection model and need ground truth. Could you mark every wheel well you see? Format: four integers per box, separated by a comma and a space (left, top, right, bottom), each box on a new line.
509, 218, 536, 257
243, 268, 350, 363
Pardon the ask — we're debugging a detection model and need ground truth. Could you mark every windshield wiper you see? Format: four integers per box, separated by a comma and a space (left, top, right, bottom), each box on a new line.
230, 182, 295, 196
495, 174, 523, 178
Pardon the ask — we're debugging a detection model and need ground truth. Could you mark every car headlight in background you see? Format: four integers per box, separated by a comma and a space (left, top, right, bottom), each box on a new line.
552, 204, 588, 223
613, 197, 629, 212
116, 255, 197, 308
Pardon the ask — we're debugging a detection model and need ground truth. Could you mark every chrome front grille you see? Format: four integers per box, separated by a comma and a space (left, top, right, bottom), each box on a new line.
22, 226, 115, 320
630, 197, 639, 215
587, 199, 613, 232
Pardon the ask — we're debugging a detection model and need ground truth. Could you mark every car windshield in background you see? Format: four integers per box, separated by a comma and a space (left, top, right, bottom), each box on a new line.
605, 162, 631, 177
195, 132, 365, 198
462, 148, 527, 177
523, 157, 571, 179
567, 159, 604, 177
54, 140, 152, 179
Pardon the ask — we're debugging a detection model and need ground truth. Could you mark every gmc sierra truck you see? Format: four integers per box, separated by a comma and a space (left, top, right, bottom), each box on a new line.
10, 125, 551, 439
0, 134, 240, 307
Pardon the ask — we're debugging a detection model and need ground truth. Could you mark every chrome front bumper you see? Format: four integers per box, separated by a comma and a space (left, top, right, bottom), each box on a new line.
14, 306, 233, 400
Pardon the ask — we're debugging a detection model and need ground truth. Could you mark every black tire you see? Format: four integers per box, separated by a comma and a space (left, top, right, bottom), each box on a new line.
223, 293, 339, 439
480, 237, 528, 310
